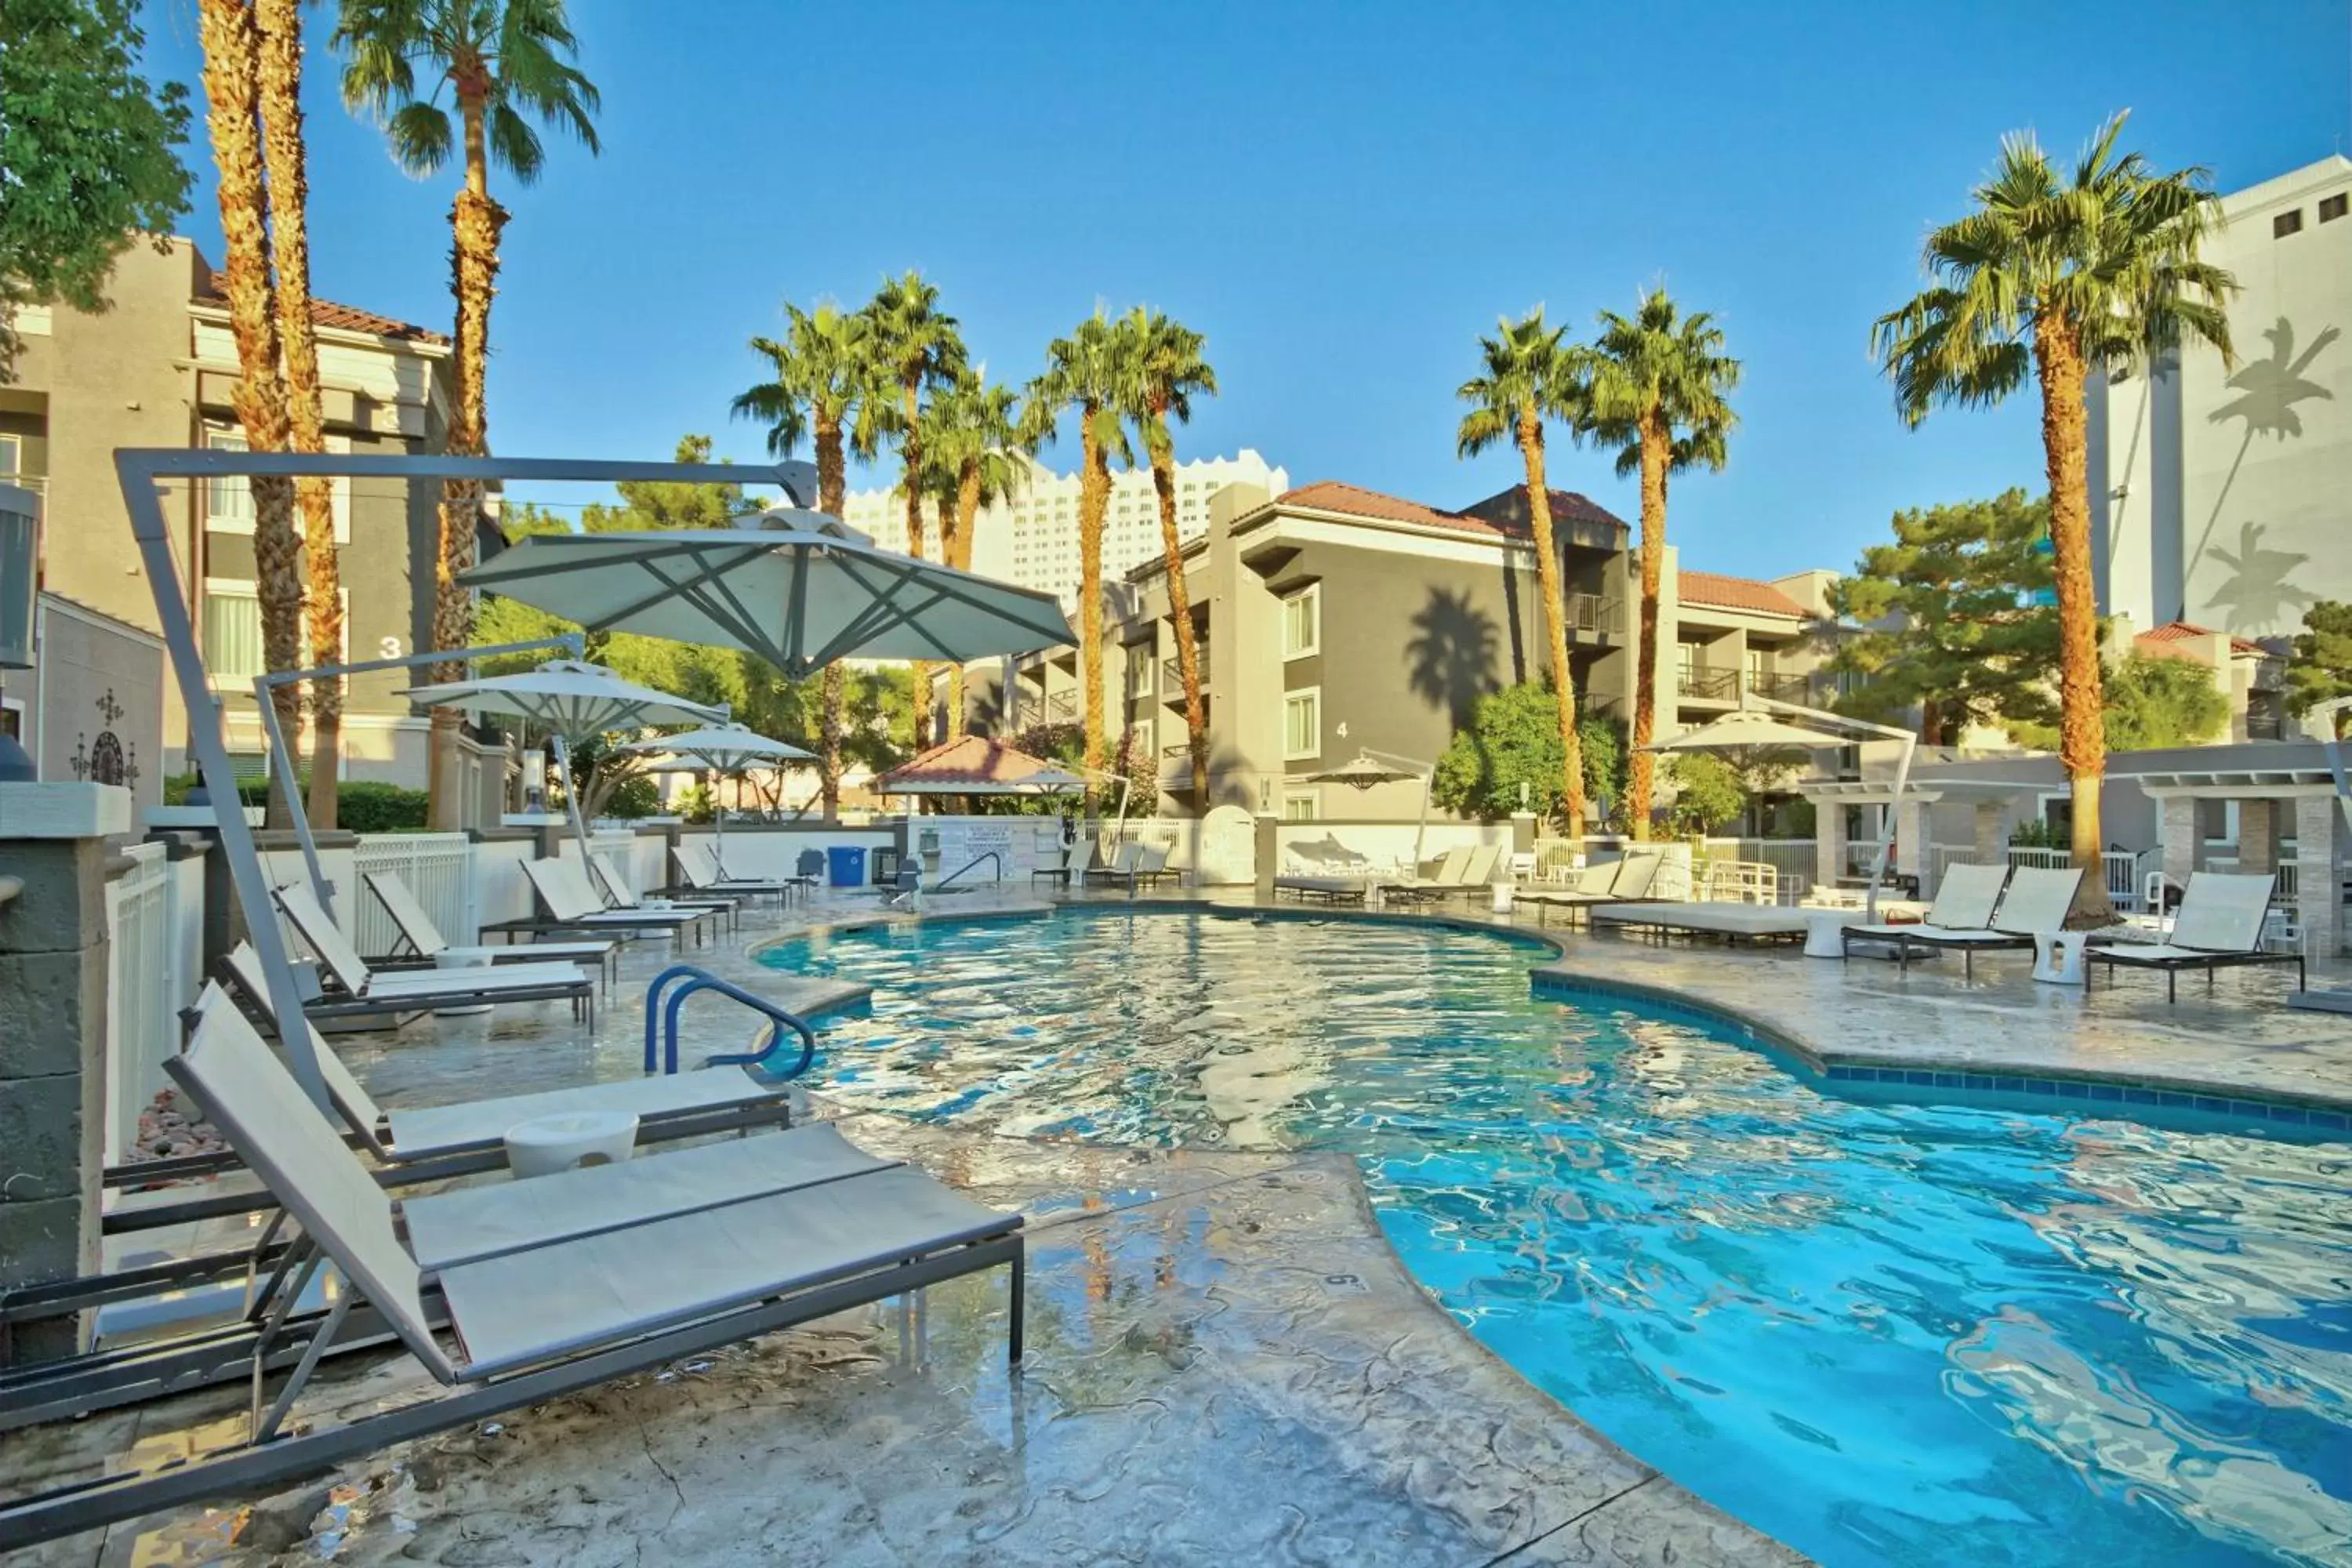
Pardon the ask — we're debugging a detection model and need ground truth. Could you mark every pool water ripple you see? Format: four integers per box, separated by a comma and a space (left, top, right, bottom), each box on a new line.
762, 909, 2352, 1567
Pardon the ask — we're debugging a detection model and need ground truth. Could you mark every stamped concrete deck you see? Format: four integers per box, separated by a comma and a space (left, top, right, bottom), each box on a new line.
20, 882, 2352, 1563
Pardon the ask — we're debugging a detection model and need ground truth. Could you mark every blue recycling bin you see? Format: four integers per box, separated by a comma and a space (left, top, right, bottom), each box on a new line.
826, 845, 867, 888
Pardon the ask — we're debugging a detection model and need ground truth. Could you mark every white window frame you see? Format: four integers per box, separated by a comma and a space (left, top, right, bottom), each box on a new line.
1281, 583, 1320, 659
203, 426, 351, 543
201, 577, 347, 689
1126, 645, 1156, 699
1283, 788, 1319, 822
1283, 686, 1321, 761
0, 434, 20, 476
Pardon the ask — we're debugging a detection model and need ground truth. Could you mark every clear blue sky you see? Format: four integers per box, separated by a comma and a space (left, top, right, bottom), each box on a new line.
139, 0, 2351, 580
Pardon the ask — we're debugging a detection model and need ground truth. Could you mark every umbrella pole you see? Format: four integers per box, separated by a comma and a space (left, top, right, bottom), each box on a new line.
1864, 731, 1914, 925
711, 767, 724, 875
550, 731, 597, 877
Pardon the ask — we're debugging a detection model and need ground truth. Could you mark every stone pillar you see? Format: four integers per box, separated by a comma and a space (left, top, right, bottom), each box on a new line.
2159, 796, 2198, 888
2295, 794, 2340, 957
1894, 796, 1931, 890
0, 782, 131, 1363
2238, 799, 2277, 876
1254, 811, 1278, 902
1816, 800, 1846, 891
1973, 801, 2004, 866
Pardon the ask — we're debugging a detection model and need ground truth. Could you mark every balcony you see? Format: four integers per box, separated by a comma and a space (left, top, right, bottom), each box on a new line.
1160, 655, 1209, 702
1563, 592, 1621, 638
1748, 671, 1811, 705
1676, 666, 1738, 702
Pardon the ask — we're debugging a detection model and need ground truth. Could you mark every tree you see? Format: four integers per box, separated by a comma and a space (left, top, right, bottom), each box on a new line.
731, 300, 875, 821
2285, 601, 2352, 732
254, 0, 346, 828
1027, 310, 1135, 785
1660, 753, 1747, 835
336, 0, 601, 829
858, 270, 966, 749
1121, 307, 1217, 802
1577, 287, 1740, 839
1828, 489, 2060, 743
0, 0, 192, 379
915, 368, 1036, 741
1455, 309, 1588, 832
1432, 680, 1624, 827
197, 0, 307, 829
1873, 113, 2234, 919
2097, 652, 2229, 750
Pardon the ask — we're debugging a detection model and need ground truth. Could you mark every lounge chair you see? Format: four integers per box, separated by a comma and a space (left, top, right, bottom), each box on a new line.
1435, 842, 1502, 899
515, 858, 723, 946
591, 851, 739, 929
1519, 852, 1664, 925
270, 882, 597, 1025
1843, 865, 2081, 977
362, 869, 618, 991
1378, 845, 1472, 905
1272, 873, 1367, 906
1084, 841, 1143, 885
1592, 902, 1813, 946
0, 998, 1023, 1552
1032, 836, 1095, 888
672, 840, 795, 909
2089, 871, 2306, 1002
1838, 862, 2009, 966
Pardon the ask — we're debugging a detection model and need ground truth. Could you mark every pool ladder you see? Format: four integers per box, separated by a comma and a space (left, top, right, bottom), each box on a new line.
642, 964, 817, 1079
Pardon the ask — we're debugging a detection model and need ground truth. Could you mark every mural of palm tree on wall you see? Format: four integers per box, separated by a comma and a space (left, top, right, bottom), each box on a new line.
2189, 315, 2339, 623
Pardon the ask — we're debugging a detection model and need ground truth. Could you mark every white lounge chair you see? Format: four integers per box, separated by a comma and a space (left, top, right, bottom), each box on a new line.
2089, 871, 2306, 1002
1378, 845, 1472, 905
1032, 836, 1095, 889
1519, 852, 1664, 925
362, 869, 618, 991
1845, 865, 2081, 977
1273, 873, 1367, 906
671, 840, 795, 909
1839, 862, 2010, 965
270, 882, 596, 1025
1436, 842, 1502, 899
519, 857, 723, 946
1592, 902, 1814, 946
1083, 841, 1144, 884
0, 997, 1024, 1552
590, 851, 738, 928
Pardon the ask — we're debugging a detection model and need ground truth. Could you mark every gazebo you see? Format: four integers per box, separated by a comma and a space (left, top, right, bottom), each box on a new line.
873, 735, 1090, 800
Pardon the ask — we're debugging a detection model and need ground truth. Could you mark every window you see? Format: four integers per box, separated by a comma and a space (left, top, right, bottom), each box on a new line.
2322, 193, 2348, 223
1283, 688, 1320, 760
207, 427, 352, 542
1125, 646, 1156, 698
1283, 789, 1319, 822
0, 434, 19, 475
1281, 583, 1319, 658
2274, 209, 2303, 238
201, 578, 345, 686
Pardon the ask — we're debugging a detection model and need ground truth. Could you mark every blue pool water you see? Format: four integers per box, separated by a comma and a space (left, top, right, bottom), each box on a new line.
760, 909, 2352, 1566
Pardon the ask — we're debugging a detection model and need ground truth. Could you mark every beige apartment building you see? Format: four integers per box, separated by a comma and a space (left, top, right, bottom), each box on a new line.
2, 238, 497, 804
961, 477, 1844, 824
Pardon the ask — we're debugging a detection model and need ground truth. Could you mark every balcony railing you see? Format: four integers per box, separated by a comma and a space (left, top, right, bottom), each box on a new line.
1677, 666, 1739, 701
1748, 672, 1811, 705
1161, 655, 1209, 698
1563, 592, 1621, 637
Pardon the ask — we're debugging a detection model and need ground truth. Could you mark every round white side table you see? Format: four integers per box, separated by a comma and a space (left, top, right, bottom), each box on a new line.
1490, 881, 1515, 915
431, 949, 495, 1015
505, 1109, 639, 1179
1803, 910, 1851, 959
2032, 931, 2091, 986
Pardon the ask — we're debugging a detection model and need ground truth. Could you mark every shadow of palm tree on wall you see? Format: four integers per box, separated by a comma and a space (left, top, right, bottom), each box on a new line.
2202, 521, 2315, 634
2188, 316, 2339, 610
1405, 588, 1501, 731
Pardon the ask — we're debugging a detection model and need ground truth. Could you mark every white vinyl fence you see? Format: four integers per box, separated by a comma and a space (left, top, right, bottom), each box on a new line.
105, 843, 183, 1160
350, 832, 474, 956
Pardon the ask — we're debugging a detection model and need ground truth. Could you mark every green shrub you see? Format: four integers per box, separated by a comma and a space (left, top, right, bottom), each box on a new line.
336, 781, 430, 833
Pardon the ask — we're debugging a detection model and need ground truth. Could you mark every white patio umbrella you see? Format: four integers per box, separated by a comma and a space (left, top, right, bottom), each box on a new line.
397, 660, 728, 868
460, 510, 1075, 677
1645, 699, 1915, 921
1304, 750, 1435, 867
615, 723, 814, 870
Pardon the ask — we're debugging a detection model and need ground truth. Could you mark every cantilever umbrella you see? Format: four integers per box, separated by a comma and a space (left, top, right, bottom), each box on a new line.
615, 723, 815, 870
460, 509, 1076, 677
397, 660, 728, 869
1305, 750, 1435, 867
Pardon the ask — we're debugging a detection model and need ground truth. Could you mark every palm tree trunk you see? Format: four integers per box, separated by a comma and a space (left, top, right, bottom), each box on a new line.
1148, 416, 1210, 804
254, 0, 340, 829
815, 421, 847, 822
198, 0, 303, 830
1077, 408, 1109, 783
2033, 317, 2113, 924
946, 470, 982, 743
899, 383, 931, 751
429, 91, 506, 830
1626, 418, 1669, 841
1515, 415, 1586, 834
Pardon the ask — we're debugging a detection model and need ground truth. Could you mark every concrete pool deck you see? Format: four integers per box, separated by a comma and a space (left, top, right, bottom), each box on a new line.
21, 883, 2352, 1563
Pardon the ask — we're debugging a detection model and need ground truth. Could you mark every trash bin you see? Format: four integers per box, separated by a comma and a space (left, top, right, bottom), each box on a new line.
827, 845, 867, 888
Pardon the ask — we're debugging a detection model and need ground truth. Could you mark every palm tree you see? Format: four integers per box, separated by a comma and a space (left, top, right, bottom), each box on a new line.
917, 369, 1037, 739
1027, 310, 1134, 782
334, 0, 600, 828
1456, 308, 1587, 833
1874, 113, 2234, 919
1579, 288, 1740, 840
1122, 308, 1217, 803
255, 0, 344, 828
858, 270, 966, 750
197, 0, 306, 829
731, 301, 873, 822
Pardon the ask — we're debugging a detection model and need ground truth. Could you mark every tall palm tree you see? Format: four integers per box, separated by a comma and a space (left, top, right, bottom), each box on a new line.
858, 270, 965, 749
916, 369, 1036, 740
1456, 308, 1586, 833
1579, 287, 1740, 840
335, 0, 600, 828
255, 0, 343, 828
731, 301, 873, 822
197, 0, 305, 829
1122, 308, 1217, 803
1874, 113, 2233, 919
1027, 310, 1134, 782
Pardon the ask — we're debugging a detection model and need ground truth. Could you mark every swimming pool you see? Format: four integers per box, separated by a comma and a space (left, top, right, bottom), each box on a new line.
760, 908, 2352, 1567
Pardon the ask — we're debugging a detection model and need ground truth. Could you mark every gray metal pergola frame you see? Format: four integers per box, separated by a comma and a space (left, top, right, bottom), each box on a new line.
116, 448, 814, 1111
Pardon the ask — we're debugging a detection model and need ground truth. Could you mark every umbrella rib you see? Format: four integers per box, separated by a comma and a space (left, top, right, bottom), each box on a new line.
822, 556, 965, 661
585, 545, 764, 634
666, 579, 793, 669
469, 535, 723, 585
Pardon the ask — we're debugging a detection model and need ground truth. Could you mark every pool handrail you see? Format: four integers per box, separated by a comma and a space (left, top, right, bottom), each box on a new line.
642, 963, 818, 1079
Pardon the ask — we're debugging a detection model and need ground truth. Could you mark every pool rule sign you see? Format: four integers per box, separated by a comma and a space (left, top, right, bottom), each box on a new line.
931, 818, 1018, 882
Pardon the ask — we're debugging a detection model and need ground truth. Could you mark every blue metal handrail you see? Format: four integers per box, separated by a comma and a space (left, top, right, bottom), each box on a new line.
934, 850, 1003, 890
641, 964, 817, 1080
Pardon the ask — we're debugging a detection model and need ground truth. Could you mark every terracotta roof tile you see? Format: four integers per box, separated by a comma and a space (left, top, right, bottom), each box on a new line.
1272, 480, 1627, 543
2138, 620, 2267, 657
194, 264, 446, 345
1676, 569, 1809, 619
873, 735, 1080, 791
